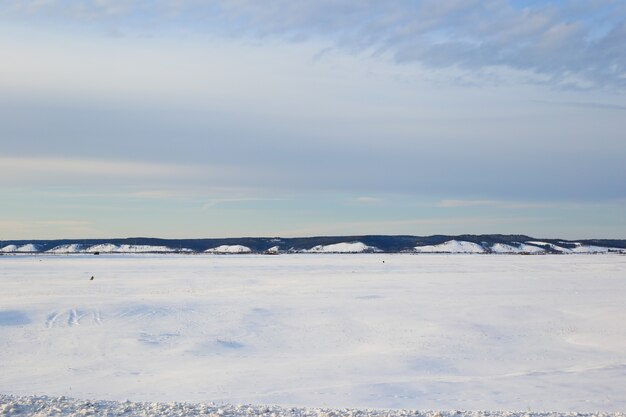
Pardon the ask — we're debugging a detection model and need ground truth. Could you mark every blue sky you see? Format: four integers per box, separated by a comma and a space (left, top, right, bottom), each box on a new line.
0, 0, 625, 239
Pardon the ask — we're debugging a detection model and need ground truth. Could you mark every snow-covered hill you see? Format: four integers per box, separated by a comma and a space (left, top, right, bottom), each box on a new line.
414, 240, 485, 253
569, 243, 621, 253
44, 244, 189, 253
86, 244, 180, 253
490, 243, 546, 254
205, 245, 252, 253
0, 245, 18, 253
1, 244, 39, 253
46, 244, 84, 253
1, 236, 625, 254
304, 242, 379, 253
526, 241, 573, 253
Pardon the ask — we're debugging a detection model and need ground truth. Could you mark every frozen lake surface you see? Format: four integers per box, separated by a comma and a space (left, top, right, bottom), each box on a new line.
1, 254, 625, 412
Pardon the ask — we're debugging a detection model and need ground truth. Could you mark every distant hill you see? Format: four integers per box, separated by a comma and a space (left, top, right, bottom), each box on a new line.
1, 235, 625, 254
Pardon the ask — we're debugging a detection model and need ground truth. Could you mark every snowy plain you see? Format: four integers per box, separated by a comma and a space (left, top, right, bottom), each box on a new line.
1, 254, 625, 413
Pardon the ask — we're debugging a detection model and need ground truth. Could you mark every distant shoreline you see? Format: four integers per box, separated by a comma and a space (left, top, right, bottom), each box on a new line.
1, 235, 625, 255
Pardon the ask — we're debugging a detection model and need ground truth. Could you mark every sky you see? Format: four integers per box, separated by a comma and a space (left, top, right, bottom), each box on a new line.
1, 0, 625, 240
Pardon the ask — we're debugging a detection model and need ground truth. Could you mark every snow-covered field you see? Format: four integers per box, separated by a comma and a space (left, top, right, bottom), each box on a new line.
1, 254, 625, 412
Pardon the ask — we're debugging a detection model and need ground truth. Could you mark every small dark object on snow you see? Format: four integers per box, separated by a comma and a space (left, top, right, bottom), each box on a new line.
90, 276, 94, 281
93, 252, 100, 255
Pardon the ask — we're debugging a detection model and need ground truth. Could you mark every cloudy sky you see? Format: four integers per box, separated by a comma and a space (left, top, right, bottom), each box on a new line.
1, 0, 625, 239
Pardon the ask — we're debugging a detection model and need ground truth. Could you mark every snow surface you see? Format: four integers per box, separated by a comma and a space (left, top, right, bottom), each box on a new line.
1, 395, 625, 417
1, 255, 626, 412
205, 245, 252, 253
490, 243, 545, 254
414, 240, 485, 253
304, 242, 378, 253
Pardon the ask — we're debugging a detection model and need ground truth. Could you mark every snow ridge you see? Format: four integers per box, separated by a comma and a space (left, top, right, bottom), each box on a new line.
3, 395, 623, 417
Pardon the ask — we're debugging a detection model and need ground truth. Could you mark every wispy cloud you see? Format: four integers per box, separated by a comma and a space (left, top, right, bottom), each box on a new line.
438, 199, 502, 208
0, 155, 197, 177
4, 0, 624, 89
436, 199, 623, 210
534, 100, 626, 111
0, 1, 624, 239
0, 155, 237, 186
202, 197, 286, 210
355, 197, 382, 204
